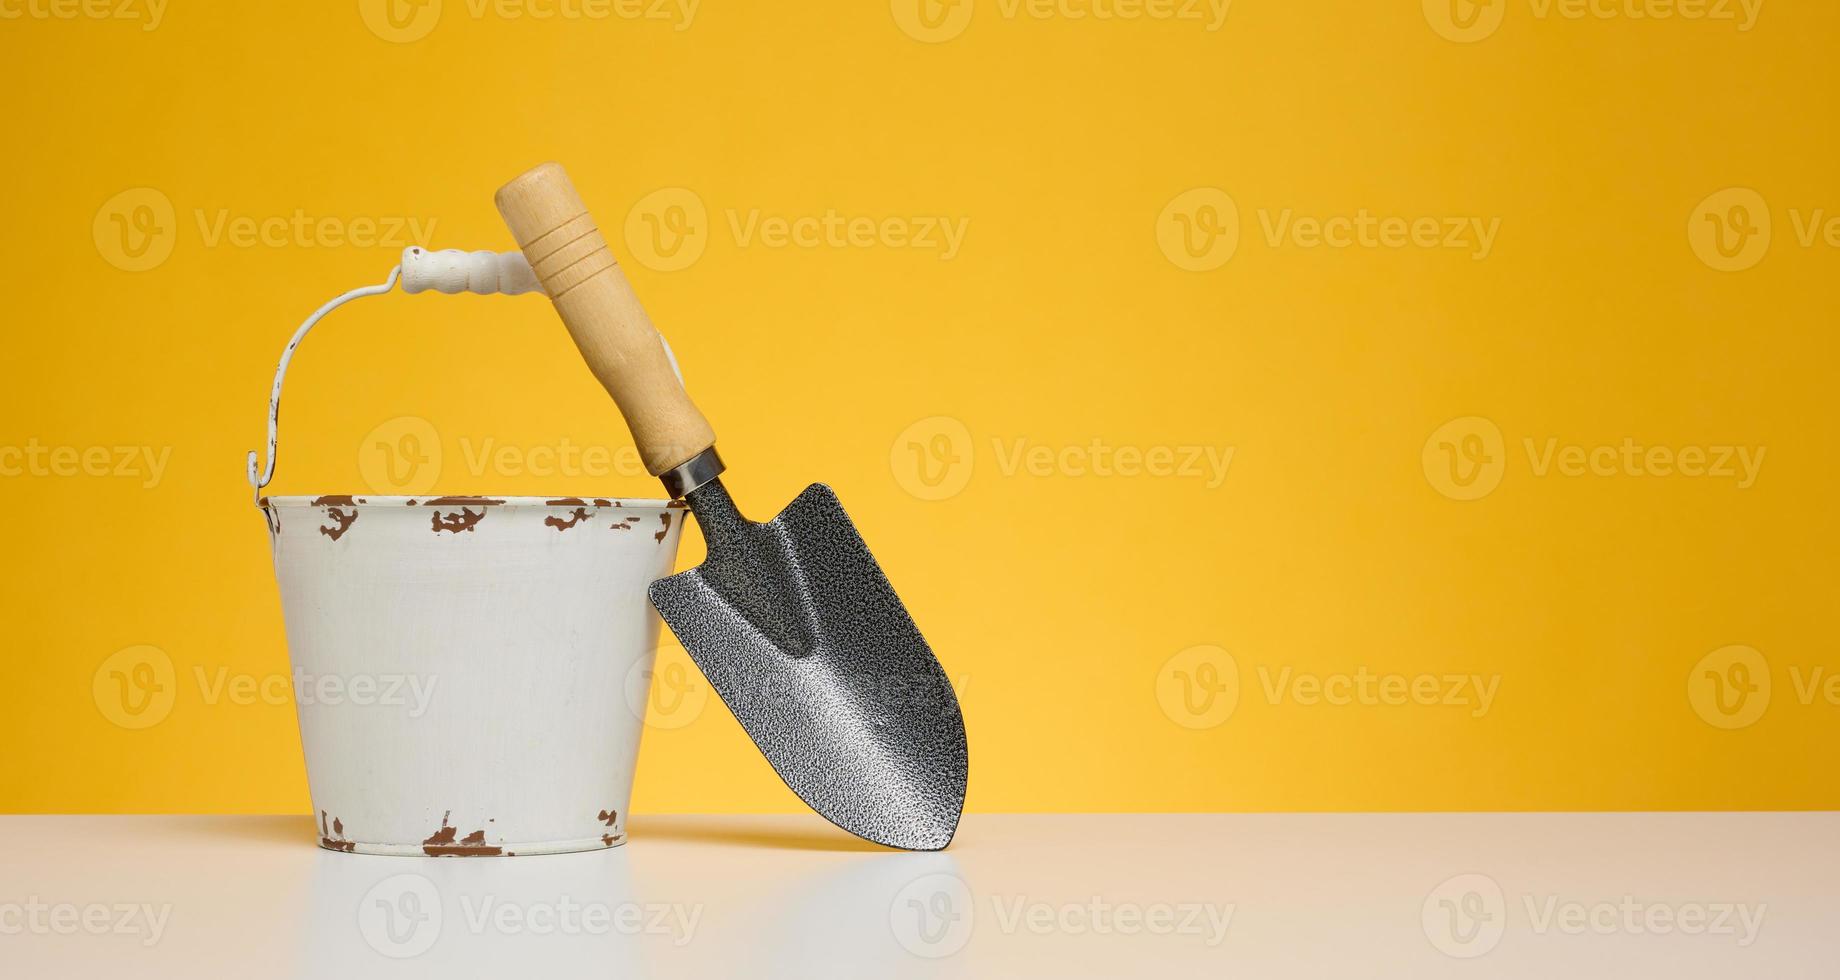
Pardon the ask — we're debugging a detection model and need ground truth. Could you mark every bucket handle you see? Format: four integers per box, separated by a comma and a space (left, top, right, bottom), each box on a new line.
245, 246, 682, 504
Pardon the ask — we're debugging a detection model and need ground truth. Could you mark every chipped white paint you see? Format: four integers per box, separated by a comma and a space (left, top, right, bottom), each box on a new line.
260, 495, 684, 855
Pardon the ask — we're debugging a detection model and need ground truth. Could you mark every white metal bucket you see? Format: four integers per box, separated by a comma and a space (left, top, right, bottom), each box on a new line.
246, 250, 688, 856
259, 495, 683, 856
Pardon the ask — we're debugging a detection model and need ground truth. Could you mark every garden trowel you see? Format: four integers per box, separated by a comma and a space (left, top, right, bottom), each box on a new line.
496, 163, 967, 850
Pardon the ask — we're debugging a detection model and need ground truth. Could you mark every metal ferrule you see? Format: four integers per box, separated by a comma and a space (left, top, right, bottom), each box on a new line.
659, 446, 726, 499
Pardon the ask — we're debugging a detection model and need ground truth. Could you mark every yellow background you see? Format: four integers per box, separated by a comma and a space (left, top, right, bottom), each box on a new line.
2, 0, 1833, 814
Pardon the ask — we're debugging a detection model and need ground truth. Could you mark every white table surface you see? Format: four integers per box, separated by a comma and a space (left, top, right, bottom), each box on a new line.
1, 813, 1833, 977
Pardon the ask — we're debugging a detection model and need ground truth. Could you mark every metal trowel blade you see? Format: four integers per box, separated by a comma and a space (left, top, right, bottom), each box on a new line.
647, 478, 968, 851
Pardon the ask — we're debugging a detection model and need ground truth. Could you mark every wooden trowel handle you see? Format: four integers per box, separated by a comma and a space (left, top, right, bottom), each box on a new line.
495, 162, 716, 477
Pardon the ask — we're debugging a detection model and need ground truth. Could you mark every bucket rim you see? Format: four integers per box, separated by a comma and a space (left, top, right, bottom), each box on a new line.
259, 494, 685, 510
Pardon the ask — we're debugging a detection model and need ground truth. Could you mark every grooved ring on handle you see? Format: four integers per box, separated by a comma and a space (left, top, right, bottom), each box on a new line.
519, 215, 618, 299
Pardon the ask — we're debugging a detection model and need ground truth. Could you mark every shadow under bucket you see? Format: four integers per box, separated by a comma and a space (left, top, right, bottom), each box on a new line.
260, 494, 685, 856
